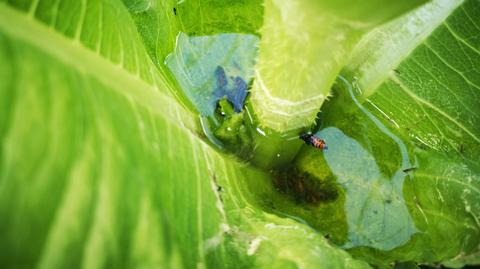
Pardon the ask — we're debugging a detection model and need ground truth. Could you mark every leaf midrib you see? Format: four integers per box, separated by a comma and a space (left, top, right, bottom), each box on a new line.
0, 4, 196, 131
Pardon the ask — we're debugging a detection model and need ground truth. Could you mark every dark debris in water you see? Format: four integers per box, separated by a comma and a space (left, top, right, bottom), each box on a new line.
210, 172, 224, 203
272, 168, 339, 206
402, 167, 417, 173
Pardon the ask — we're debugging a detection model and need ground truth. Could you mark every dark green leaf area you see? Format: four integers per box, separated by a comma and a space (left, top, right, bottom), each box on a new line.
213, 98, 252, 157
215, 98, 237, 118
394, 261, 420, 269
364, 0, 480, 167
326, 2, 480, 263
211, 99, 307, 171
122, 0, 180, 69
294, 78, 480, 266
176, 0, 263, 36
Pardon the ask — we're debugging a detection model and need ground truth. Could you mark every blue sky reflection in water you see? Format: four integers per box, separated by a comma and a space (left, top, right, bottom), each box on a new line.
166, 32, 258, 116
319, 126, 418, 250
317, 78, 418, 250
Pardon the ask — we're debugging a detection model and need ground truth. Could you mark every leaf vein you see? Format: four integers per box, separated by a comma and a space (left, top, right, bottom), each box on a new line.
390, 74, 480, 144
409, 56, 479, 119
96, 1, 103, 53
461, 5, 480, 32
443, 21, 480, 55
74, 0, 87, 41
423, 41, 480, 95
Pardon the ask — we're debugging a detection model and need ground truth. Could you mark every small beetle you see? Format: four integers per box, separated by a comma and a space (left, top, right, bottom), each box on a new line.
300, 133, 328, 150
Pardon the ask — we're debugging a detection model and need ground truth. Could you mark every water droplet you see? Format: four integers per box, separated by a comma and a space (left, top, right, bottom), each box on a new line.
256, 127, 266, 136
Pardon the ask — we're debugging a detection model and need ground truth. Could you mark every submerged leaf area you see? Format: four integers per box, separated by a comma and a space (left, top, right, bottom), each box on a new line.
1, 0, 479, 268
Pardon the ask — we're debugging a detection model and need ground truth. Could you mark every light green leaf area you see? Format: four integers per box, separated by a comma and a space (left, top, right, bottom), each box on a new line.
346, 0, 480, 264
249, 0, 427, 133
0, 1, 371, 269
2, 0, 480, 268
249, 0, 363, 133
344, 0, 463, 96
121, 0, 181, 76
308, 0, 427, 27
346, 0, 480, 169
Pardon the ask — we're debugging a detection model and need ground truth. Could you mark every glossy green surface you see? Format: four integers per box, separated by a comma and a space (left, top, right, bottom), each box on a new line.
0, 1, 370, 268
249, 0, 427, 133
166, 32, 258, 116
1, 0, 479, 268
